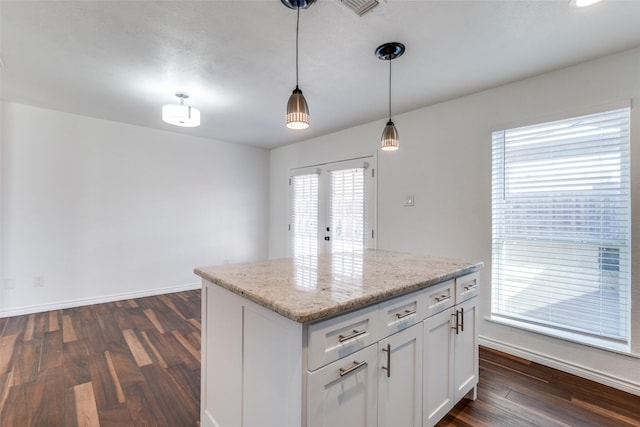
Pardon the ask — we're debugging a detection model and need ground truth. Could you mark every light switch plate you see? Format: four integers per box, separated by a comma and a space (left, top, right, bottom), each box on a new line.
404, 195, 414, 206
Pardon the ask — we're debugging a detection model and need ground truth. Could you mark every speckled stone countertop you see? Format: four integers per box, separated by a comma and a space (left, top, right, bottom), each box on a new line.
194, 250, 483, 323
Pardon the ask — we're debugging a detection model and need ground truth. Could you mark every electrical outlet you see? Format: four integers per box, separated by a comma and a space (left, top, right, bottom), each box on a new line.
403, 195, 415, 207
4, 278, 16, 290
33, 276, 45, 287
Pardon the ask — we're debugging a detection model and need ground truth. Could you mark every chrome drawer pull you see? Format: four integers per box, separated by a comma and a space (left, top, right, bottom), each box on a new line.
338, 329, 366, 343
463, 284, 477, 291
395, 309, 416, 319
339, 360, 368, 377
434, 295, 451, 303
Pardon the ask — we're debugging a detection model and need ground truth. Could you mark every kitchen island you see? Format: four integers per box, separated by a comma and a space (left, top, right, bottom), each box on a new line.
195, 250, 483, 427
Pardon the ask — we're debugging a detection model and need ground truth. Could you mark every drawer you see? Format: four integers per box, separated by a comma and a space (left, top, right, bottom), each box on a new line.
307, 343, 378, 426
424, 279, 455, 317
307, 304, 379, 371
378, 289, 423, 337
455, 272, 479, 303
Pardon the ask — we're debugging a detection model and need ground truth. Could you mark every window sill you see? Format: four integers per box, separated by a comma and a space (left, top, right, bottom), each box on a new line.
487, 315, 633, 356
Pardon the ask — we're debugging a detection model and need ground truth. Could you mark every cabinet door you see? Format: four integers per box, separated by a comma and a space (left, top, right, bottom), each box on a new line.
377, 323, 422, 427
453, 297, 479, 401
423, 308, 455, 427
201, 283, 244, 427
308, 344, 378, 427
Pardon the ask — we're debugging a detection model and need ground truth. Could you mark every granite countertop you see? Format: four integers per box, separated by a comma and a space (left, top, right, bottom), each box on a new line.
194, 250, 483, 323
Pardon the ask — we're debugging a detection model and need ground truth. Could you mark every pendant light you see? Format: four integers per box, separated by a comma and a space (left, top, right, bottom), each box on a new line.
282, 0, 315, 129
375, 42, 405, 151
162, 92, 201, 127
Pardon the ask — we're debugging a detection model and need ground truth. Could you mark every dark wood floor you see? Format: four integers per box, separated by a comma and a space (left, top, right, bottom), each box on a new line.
1, 290, 639, 426
437, 348, 640, 427
0, 290, 201, 426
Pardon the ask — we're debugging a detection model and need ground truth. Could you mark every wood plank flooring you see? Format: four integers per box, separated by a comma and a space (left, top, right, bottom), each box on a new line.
0, 290, 201, 426
437, 347, 640, 427
2, 289, 639, 426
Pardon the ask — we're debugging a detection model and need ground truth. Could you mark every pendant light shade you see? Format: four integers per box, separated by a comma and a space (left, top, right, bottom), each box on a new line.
376, 42, 405, 151
286, 86, 310, 129
380, 120, 400, 151
284, 1, 313, 129
162, 92, 200, 127
280, 0, 316, 9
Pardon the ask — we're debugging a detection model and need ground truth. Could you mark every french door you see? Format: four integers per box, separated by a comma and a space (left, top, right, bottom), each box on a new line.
289, 157, 376, 257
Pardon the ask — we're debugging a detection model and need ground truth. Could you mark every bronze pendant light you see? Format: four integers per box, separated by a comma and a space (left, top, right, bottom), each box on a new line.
283, 0, 316, 129
375, 42, 405, 151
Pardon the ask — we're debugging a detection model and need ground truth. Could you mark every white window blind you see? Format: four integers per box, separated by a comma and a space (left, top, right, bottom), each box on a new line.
329, 167, 366, 254
290, 172, 319, 257
491, 107, 631, 348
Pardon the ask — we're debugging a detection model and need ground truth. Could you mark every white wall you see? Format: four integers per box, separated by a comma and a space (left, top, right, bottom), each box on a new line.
1, 102, 270, 316
269, 47, 640, 394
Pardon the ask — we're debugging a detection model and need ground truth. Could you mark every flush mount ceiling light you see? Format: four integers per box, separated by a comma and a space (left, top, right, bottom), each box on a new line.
376, 42, 405, 152
283, 0, 315, 130
162, 91, 201, 127
569, 0, 603, 7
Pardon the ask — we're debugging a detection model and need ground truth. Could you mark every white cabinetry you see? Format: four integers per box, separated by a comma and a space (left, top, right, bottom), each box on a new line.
423, 274, 479, 427
377, 323, 423, 427
307, 344, 378, 427
201, 272, 479, 427
423, 308, 455, 426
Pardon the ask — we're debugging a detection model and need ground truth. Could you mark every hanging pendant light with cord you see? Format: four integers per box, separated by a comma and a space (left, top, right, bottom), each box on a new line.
283, 0, 315, 129
375, 42, 405, 151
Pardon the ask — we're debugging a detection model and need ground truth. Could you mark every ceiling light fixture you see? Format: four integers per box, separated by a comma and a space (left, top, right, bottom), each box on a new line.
162, 91, 201, 127
569, 0, 603, 7
282, 0, 315, 130
376, 42, 405, 152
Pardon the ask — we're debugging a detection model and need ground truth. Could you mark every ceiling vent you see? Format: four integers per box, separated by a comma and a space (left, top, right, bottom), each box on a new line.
340, 0, 380, 16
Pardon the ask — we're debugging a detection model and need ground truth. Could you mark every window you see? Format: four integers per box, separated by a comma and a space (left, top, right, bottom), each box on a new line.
289, 158, 375, 257
329, 167, 366, 254
290, 171, 319, 257
491, 107, 631, 351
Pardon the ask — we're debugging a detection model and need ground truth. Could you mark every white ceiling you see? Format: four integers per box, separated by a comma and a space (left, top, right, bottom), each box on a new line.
3, 0, 640, 149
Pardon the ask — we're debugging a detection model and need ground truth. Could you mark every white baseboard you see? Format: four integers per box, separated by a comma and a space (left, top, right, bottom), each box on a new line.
0, 282, 202, 318
479, 336, 640, 396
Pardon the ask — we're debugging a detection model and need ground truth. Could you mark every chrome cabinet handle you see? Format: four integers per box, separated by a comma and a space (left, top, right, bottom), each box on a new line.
339, 329, 366, 343
339, 360, 368, 377
452, 310, 459, 335
463, 284, 477, 291
381, 344, 391, 378
435, 295, 451, 303
452, 308, 464, 334
395, 309, 416, 319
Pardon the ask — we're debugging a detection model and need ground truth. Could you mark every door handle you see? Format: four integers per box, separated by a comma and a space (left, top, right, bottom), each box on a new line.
452, 310, 459, 335
381, 344, 391, 378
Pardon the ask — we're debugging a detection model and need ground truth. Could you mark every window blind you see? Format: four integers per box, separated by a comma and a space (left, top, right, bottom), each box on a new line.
290, 172, 319, 257
491, 107, 631, 347
329, 167, 366, 254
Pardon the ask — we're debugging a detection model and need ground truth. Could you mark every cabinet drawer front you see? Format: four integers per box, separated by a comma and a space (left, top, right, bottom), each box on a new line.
378, 289, 423, 336
307, 344, 378, 427
455, 272, 479, 304
308, 305, 379, 371
425, 280, 455, 317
